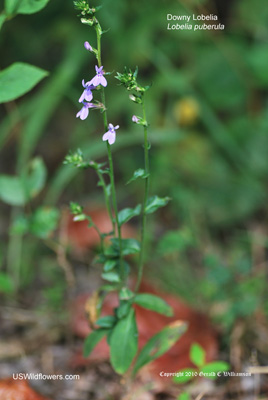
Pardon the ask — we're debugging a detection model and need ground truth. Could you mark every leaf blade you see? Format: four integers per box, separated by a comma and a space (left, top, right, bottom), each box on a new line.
118, 204, 141, 226
134, 293, 173, 316
83, 329, 108, 357
110, 308, 138, 374
132, 320, 187, 376
0, 62, 48, 103
145, 195, 170, 215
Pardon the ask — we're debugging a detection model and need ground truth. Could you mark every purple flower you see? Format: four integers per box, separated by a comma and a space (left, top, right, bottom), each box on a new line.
132, 115, 139, 123
79, 80, 95, 103
76, 102, 98, 120
90, 65, 107, 87
102, 123, 119, 145
84, 41, 93, 51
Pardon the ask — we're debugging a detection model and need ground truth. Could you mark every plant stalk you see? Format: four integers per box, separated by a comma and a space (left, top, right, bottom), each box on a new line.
95, 22, 124, 282
135, 95, 149, 292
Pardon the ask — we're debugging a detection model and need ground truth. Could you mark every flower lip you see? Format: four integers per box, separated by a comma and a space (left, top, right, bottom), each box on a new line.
102, 123, 120, 145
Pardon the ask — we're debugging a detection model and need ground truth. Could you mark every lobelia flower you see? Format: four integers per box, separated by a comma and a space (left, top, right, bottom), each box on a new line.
84, 41, 93, 51
76, 102, 99, 120
90, 65, 107, 87
102, 123, 119, 145
132, 115, 139, 123
79, 79, 95, 103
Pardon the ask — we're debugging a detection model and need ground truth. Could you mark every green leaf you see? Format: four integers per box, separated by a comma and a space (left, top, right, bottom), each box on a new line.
11, 215, 29, 235
0, 157, 46, 206
95, 315, 116, 328
145, 196, 170, 214
132, 321, 187, 376
119, 287, 134, 300
83, 329, 108, 357
5, 0, 49, 16
173, 367, 197, 384
177, 393, 190, 400
116, 300, 132, 319
0, 62, 48, 103
103, 259, 117, 272
0, 272, 14, 293
0, 13, 6, 30
110, 308, 138, 374
26, 157, 47, 198
190, 343, 205, 367
127, 168, 148, 184
118, 204, 141, 226
111, 238, 141, 255
101, 271, 121, 283
30, 207, 59, 239
134, 293, 173, 316
200, 361, 230, 379
0, 175, 26, 206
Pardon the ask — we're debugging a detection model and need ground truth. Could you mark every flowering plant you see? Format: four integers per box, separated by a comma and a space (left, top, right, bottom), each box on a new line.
65, 0, 187, 383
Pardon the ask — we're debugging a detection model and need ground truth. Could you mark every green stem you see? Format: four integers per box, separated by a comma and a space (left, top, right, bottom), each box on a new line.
96, 169, 115, 233
95, 22, 124, 282
135, 95, 150, 293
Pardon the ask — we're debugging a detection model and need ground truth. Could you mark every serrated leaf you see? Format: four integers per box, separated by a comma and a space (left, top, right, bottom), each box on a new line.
190, 343, 205, 367
95, 315, 116, 328
132, 321, 187, 376
0, 62, 48, 103
127, 169, 148, 184
5, 0, 50, 15
173, 367, 197, 384
118, 204, 141, 226
110, 308, 138, 374
200, 361, 230, 378
134, 293, 173, 316
145, 196, 170, 214
83, 329, 108, 357
111, 238, 141, 255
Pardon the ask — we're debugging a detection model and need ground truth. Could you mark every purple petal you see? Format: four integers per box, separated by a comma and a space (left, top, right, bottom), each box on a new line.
108, 123, 114, 130
108, 132, 116, 145
115, 125, 119, 130
96, 65, 103, 74
82, 79, 86, 88
91, 75, 101, 87
99, 76, 107, 87
102, 131, 110, 141
79, 90, 86, 103
132, 115, 138, 123
77, 106, 89, 120
84, 90, 93, 101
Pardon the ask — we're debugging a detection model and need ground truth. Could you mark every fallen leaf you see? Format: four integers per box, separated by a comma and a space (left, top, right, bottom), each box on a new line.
0, 378, 49, 400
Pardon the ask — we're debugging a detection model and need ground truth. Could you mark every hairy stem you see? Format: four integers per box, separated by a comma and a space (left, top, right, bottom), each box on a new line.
135, 95, 149, 292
